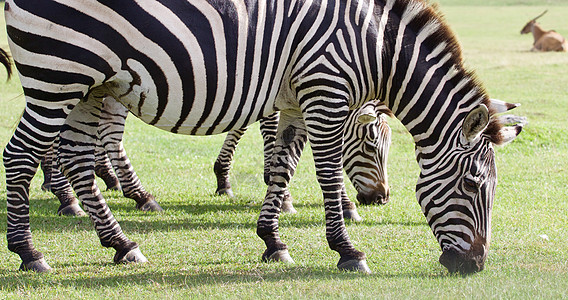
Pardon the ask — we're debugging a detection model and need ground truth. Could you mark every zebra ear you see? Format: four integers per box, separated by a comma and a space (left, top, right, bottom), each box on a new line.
356, 104, 378, 124
461, 104, 490, 144
499, 124, 524, 145
496, 114, 526, 145
489, 98, 520, 113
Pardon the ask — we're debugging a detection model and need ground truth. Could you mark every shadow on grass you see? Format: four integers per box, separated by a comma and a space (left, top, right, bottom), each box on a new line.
0, 263, 453, 292
0, 195, 425, 234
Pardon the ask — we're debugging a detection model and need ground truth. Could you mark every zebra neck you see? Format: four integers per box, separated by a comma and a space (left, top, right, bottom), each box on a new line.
375, 0, 487, 151
388, 66, 484, 151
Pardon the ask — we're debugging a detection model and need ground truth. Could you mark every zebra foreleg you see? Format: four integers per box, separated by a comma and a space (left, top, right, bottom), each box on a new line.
98, 97, 161, 212
257, 111, 307, 264
57, 96, 147, 265
303, 104, 370, 274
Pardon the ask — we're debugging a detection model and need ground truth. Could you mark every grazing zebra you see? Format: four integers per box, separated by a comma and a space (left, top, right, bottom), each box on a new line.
40, 97, 161, 216
3, 0, 523, 274
41, 97, 390, 220
214, 100, 393, 218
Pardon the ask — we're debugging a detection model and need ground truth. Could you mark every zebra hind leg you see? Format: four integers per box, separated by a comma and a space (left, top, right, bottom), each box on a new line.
42, 144, 87, 216
98, 97, 161, 212
341, 186, 362, 222
257, 111, 307, 264
57, 95, 146, 265
259, 113, 297, 214
94, 140, 121, 191
3, 102, 78, 272
40, 151, 53, 192
213, 127, 248, 197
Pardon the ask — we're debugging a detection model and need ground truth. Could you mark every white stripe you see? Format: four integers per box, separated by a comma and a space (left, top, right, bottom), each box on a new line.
250, 0, 287, 121
360, 0, 376, 100
395, 53, 453, 121
5, 2, 120, 84
53, 0, 184, 129
290, 0, 340, 86
132, 0, 207, 130
344, 0, 363, 102
216, 0, 250, 132
411, 76, 474, 140
172, 0, 227, 133
392, 21, 440, 111
426, 42, 447, 62
374, 0, 394, 102
386, 1, 426, 110
336, 29, 353, 63
268, 0, 331, 118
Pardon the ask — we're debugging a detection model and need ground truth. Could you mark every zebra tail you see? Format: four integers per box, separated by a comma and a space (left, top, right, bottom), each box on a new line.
0, 48, 12, 80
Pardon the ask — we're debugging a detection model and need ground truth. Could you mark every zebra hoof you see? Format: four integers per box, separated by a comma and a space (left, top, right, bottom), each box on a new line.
137, 199, 163, 212
281, 201, 297, 214
337, 259, 371, 274
262, 249, 295, 264
58, 204, 87, 217
343, 209, 363, 222
19, 258, 52, 273
215, 187, 234, 198
114, 247, 148, 264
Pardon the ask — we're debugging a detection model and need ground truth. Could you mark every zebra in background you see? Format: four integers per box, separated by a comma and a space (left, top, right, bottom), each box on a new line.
214, 100, 393, 219
42, 98, 392, 222
3, 0, 523, 274
40, 97, 161, 216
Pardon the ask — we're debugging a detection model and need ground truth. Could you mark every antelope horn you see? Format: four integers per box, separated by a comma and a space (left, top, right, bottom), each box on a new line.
533, 10, 548, 21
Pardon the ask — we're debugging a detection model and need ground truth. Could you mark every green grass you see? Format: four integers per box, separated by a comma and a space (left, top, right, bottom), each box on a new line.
436, 0, 568, 6
0, 2, 568, 299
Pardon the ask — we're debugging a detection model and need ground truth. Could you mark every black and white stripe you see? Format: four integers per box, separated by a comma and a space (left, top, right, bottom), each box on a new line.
41, 99, 390, 219
214, 101, 392, 214
40, 96, 161, 216
4, 0, 523, 273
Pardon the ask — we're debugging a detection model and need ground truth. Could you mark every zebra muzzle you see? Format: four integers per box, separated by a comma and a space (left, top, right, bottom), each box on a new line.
438, 245, 487, 274
356, 184, 390, 205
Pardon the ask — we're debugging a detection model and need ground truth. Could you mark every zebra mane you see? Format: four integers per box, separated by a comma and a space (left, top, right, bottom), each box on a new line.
394, 0, 505, 144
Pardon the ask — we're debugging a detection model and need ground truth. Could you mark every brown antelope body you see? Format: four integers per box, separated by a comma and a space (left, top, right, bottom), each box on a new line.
521, 10, 568, 52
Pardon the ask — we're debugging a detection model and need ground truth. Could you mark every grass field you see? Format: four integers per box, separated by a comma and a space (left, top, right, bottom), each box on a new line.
0, 1, 567, 299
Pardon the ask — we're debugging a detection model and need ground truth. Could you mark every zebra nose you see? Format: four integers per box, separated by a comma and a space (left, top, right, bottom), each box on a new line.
356, 184, 389, 205
439, 244, 487, 274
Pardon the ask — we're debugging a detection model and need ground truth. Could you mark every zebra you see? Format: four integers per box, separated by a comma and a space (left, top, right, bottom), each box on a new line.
214, 100, 393, 217
40, 97, 162, 216
41, 97, 391, 220
3, 0, 523, 274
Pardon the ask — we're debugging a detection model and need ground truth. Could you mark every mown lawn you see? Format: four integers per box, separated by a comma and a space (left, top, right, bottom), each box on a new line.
0, 1, 567, 299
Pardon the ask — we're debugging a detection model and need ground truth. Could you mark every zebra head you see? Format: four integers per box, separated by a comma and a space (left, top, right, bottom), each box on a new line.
416, 99, 524, 274
343, 101, 393, 205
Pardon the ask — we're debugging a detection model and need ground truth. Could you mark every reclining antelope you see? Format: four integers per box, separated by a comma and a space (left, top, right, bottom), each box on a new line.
521, 10, 568, 52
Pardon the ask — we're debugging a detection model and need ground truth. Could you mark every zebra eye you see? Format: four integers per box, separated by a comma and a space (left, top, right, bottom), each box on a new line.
463, 177, 479, 193
363, 141, 376, 153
